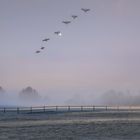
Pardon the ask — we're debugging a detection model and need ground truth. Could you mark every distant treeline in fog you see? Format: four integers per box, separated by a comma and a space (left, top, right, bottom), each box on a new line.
1, 86, 140, 106
0, 86, 40, 100
0, 86, 42, 106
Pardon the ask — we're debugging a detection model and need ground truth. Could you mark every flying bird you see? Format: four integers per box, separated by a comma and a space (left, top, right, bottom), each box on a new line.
81, 8, 90, 12
62, 21, 71, 24
41, 47, 45, 50
54, 31, 62, 36
71, 15, 78, 19
42, 38, 50, 42
36, 50, 40, 53
35, 8, 91, 55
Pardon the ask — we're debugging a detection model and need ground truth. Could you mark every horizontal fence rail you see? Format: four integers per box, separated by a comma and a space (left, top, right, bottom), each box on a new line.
1, 106, 140, 114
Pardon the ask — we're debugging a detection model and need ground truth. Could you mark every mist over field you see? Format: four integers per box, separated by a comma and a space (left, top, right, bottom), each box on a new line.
1, 1, 140, 140
1, 86, 140, 107
1, 0, 140, 107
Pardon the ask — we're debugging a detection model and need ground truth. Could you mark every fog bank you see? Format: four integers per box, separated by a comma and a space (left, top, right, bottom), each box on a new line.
1, 87, 140, 107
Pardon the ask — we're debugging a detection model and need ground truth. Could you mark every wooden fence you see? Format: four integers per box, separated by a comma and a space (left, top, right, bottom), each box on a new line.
1, 105, 140, 114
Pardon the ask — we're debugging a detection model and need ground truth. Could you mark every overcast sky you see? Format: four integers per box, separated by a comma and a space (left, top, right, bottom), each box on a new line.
0, 0, 140, 93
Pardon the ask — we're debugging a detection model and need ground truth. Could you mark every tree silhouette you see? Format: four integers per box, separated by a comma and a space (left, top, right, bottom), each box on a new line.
19, 86, 40, 101
0, 86, 5, 95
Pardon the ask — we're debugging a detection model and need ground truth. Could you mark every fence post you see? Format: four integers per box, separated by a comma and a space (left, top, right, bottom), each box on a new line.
43, 106, 45, 112
30, 107, 32, 113
106, 106, 107, 111
56, 106, 58, 111
17, 107, 19, 114
117, 106, 119, 112
68, 106, 70, 111
93, 106, 95, 111
4, 107, 6, 113
81, 106, 83, 111
129, 106, 131, 112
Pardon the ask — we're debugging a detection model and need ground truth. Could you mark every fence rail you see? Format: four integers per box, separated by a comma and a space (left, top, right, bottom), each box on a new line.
1, 106, 140, 114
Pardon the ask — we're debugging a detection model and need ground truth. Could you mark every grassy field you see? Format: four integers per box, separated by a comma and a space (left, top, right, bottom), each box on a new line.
0, 111, 140, 140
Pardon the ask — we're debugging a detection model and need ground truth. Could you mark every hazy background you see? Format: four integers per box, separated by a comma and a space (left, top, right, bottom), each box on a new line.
0, 0, 140, 106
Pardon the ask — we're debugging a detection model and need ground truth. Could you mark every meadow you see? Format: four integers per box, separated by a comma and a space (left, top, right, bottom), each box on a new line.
0, 107, 140, 140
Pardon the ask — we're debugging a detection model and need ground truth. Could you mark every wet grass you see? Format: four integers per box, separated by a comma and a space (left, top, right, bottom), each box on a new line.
0, 111, 140, 139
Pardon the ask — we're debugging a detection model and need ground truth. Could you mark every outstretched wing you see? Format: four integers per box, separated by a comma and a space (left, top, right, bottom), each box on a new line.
62, 21, 71, 24
81, 8, 90, 12
36, 50, 40, 53
72, 15, 78, 19
54, 31, 62, 36
42, 38, 50, 42
41, 47, 45, 50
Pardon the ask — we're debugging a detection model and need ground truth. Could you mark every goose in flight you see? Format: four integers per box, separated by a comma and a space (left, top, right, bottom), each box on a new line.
71, 15, 78, 19
54, 31, 62, 36
36, 50, 40, 53
42, 38, 50, 42
41, 47, 45, 50
81, 8, 90, 12
62, 21, 71, 24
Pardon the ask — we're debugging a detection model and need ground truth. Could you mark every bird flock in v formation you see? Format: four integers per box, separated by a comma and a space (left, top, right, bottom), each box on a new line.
35, 8, 90, 54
